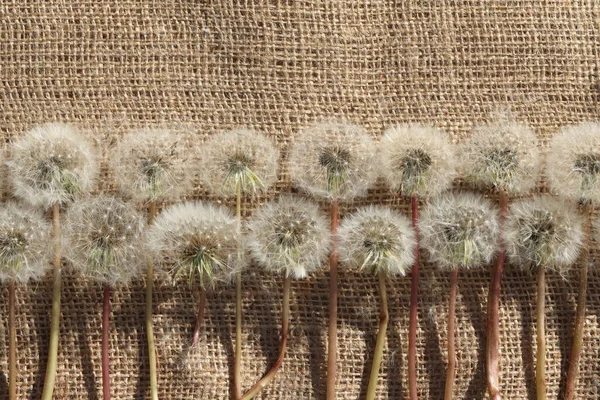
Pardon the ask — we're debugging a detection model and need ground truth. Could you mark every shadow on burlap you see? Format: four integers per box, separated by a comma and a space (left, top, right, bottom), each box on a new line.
1, 1, 600, 399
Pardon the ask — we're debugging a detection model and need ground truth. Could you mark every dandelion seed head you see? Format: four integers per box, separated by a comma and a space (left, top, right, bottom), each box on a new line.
379, 124, 456, 197
64, 195, 146, 286
546, 122, 600, 203
338, 206, 416, 276
419, 192, 500, 269
505, 195, 584, 272
110, 129, 194, 203
247, 196, 330, 279
289, 120, 378, 201
460, 116, 540, 194
8, 123, 99, 209
147, 201, 241, 288
196, 128, 279, 197
0, 202, 51, 284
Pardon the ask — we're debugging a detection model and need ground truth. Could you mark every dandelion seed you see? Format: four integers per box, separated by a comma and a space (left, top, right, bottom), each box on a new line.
459, 113, 540, 399
379, 124, 456, 197
420, 192, 500, 400
0, 202, 52, 400
338, 206, 416, 277
64, 195, 146, 286
378, 123, 456, 397
460, 115, 540, 194
63, 195, 145, 400
503, 195, 584, 400
241, 195, 329, 399
420, 192, 500, 270
109, 128, 194, 203
545, 122, 600, 400
247, 196, 330, 279
147, 201, 240, 348
9, 123, 99, 400
288, 120, 378, 201
8, 123, 98, 209
505, 195, 584, 273
0, 202, 52, 284
196, 128, 279, 197
546, 122, 600, 203
338, 205, 415, 400
288, 119, 378, 398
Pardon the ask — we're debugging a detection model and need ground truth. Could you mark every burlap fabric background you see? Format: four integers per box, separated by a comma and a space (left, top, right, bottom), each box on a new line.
1, 1, 600, 399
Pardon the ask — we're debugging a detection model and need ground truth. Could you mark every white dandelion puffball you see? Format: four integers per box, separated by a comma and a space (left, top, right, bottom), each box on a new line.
420, 192, 500, 269
546, 122, 600, 203
8, 123, 98, 209
109, 128, 194, 203
0, 202, 52, 284
460, 116, 540, 194
147, 201, 240, 288
338, 206, 416, 276
196, 128, 279, 197
288, 120, 378, 201
504, 195, 584, 272
64, 195, 146, 286
247, 195, 330, 279
379, 124, 456, 197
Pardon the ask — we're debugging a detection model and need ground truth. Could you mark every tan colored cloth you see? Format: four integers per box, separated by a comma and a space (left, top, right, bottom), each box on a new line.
1, 1, 600, 398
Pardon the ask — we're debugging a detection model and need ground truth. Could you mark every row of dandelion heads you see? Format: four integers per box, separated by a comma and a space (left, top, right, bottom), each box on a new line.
0, 115, 598, 400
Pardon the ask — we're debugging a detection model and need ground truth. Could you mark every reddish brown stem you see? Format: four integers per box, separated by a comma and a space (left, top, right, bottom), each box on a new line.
191, 285, 207, 348
240, 276, 291, 400
564, 204, 592, 400
486, 189, 508, 400
536, 266, 547, 400
8, 281, 16, 400
444, 267, 459, 400
102, 284, 111, 400
408, 194, 419, 400
326, 199, 339, 400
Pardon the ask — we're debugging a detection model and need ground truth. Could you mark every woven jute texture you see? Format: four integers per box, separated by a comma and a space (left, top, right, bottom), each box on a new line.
1, 1, 600, 399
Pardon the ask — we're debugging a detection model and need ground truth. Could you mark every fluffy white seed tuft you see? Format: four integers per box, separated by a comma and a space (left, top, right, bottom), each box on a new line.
8, 123, 99, 209
0, 202, 52, 284
196, 128, 279, 197
545, 122, 600, 203
338, 206, 416, 276
379, 124, 456, 197
288, 120, 378, 201
504, 195, 584, 273
419, 192, 500, 270
109, 128, 194, 203
459, 115, 540, 194
246, 195, 330, 279
64, 195, 146, 286
147, 201, 241, 288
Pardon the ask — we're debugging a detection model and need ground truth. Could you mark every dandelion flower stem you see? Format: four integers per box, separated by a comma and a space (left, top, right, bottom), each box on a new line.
408, 194, 419, 400
444, 267, 459, 400
8, 281, 16, 400
146, 202, 159, 400
41, 204, 61, 400
234, 182, 243, 400
486, 189, 508, 400
240, 275, 291, 400
536, 266, 546, 400
564, 204, 593, 400
102, 283, 111, 400
191, 279, 207, 348
366, 271, 389, 400
326, 199, 339, 400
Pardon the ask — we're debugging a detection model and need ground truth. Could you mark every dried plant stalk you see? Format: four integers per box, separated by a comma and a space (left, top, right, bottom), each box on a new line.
444, 267, 459, 400
486, 189, 508, 400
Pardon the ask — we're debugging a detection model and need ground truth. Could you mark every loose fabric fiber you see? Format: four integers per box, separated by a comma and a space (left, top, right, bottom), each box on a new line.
1, 1, 600, 399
